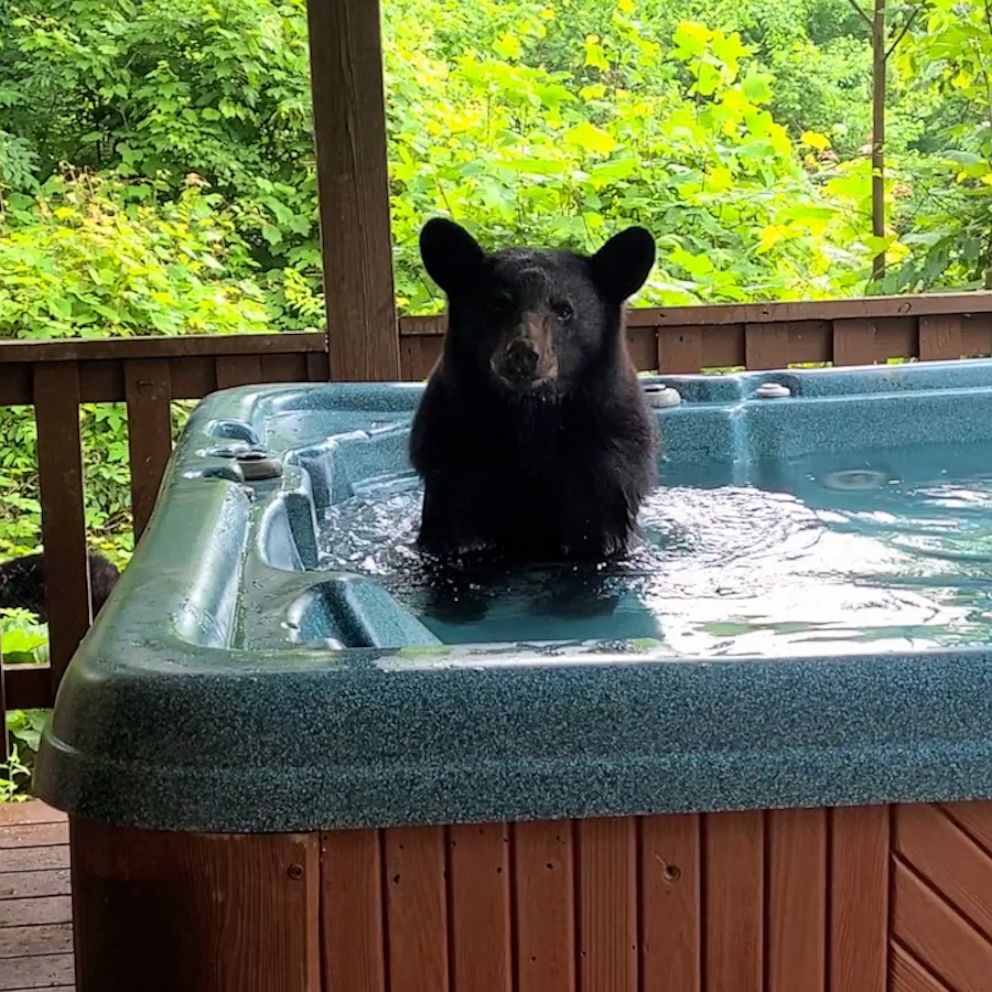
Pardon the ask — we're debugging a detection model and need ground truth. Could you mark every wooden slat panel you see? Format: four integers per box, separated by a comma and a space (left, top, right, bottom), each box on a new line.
893, 858, 992, 992
785, 320, 832, 364
832, 318, 878, 366
702, 325, 746, 369
399, 337, 440, 382
513, 820, 575, 992
829, 806, 889, 992
626, 325, 656, 372
384, 826, 448, 992
307, 0, 399, 381
257, 353, 310, 384
307, 351, 329, 382
34, 363, 90, 686
941, 801, 992, 852
448, 823, 512, 992
961, 313, 992, 357
168, 355, 218, 399
640, 814, 700, 992
919, 314, 963, 361
70, 817, 321, 992
0, 869, 70, 899
896, 804, 992, 938
891, 942, 953, 992
0, 822, 68, 849
3, 666, 52, 711
0, 951, 74, 991
321, 829, 385, 992
1, 846, 70, 873
0, 331, 325, 364
703, 811, 763, 992
215, 354, 262, 389
874, 317, 917, 362
0, 896, 71, 928
0, 365, 32, 405
124, 359, 173, 541
576, 817, 637, 992
0, 922, 73, 960
767, 808, 826, 992
78, 357, 123, 403
0, 800, 65, 827
658, 326, 703, 374
745, 322, 790, 370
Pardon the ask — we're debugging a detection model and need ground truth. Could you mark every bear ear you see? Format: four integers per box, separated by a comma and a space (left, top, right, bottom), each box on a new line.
419, 218, 486, 295
589, 226, 656, 303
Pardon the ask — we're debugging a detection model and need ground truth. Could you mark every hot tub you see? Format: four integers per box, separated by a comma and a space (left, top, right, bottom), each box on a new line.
34, 360, 992, 992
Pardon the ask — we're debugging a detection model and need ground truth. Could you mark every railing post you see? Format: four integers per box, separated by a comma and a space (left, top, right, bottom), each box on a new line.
307, 0, 400, 382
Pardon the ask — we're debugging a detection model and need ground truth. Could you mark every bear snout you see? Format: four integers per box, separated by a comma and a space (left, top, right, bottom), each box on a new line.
503, 338, 540, 379
491, 313, 559, 389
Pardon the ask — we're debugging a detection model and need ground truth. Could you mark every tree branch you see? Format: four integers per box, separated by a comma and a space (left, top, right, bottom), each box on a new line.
885, 3, 925, 61
847, 0, 873, 27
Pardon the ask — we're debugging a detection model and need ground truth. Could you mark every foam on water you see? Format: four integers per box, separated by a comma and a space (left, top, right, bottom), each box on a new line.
317, 441, 992, 656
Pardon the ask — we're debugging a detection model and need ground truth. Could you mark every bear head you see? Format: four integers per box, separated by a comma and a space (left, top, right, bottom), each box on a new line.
419, 218, 655, 398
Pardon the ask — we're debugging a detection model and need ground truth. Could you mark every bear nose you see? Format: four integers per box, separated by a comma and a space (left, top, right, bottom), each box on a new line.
504, 338, 539, 379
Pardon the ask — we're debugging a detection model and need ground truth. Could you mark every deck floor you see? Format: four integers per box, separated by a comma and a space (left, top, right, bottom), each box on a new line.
0, 801, 73, 991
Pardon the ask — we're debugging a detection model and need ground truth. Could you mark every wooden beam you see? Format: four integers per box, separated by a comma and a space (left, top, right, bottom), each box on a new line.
307, 0, 400, 382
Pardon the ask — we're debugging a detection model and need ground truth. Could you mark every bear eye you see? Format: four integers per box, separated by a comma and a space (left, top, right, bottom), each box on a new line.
492, 291, 513, 313
552, 300, 573, 322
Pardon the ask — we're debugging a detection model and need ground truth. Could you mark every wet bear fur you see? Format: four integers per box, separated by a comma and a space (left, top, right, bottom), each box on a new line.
410, 218, 658, 561
0, 551, 120, 622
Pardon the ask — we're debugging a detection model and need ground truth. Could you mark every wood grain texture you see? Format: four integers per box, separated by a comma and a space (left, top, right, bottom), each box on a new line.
657, 326, 703, 373
891, 942, 953, 992
640, 814, 701, 992
767, 807, 826, 992
34, 362, 90, 686
447, 823, 512, 992
306, 0, 399, 381
576, 817, 637, 992
383, 826, 448, 992
321, 829, 385, 992
829, 806, 890, 992
942, 801, 992, 852
513, 820, 576, 992
744, 322, 791, 370
703, 811, 764, 992
124, 359, 173, 540
70, 816, 320, 992
0, 950, 74, 991
896, 803, 992, 939
832, 317, 878, 366
893, 858, 992, 992
0, 922, 73, 959
918, 314, 963, 361
214, 354, 262, 389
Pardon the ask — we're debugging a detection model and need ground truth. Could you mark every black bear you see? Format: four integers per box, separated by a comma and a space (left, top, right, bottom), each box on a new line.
0, 551, 120, 622
410, 218, 658, 561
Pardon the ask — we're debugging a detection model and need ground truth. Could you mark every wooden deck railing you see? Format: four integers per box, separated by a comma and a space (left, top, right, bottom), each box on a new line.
3, 290, 992, 756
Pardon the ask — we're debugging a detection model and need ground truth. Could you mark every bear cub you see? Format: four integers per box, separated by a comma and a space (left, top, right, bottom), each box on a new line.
0, 550, 119, 622
410, 218, 658, 561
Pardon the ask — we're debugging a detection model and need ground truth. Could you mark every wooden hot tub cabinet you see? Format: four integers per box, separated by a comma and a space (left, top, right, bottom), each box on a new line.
69, 798, 988, 992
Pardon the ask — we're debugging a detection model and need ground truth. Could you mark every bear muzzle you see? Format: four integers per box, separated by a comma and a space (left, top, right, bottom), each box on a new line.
491, 312, 559, 391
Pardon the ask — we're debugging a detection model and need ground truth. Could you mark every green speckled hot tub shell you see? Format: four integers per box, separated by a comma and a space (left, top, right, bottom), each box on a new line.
32, 360, 992, 832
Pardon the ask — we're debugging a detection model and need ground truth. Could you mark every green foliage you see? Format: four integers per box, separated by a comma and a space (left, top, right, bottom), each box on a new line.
884, 0, 992, 292
0, 610, 48, 801
0, 170, 270, 339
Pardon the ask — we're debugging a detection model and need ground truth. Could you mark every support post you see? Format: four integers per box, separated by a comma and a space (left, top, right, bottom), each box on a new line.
306, 0, 400, 382
871, 0, 886, 283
